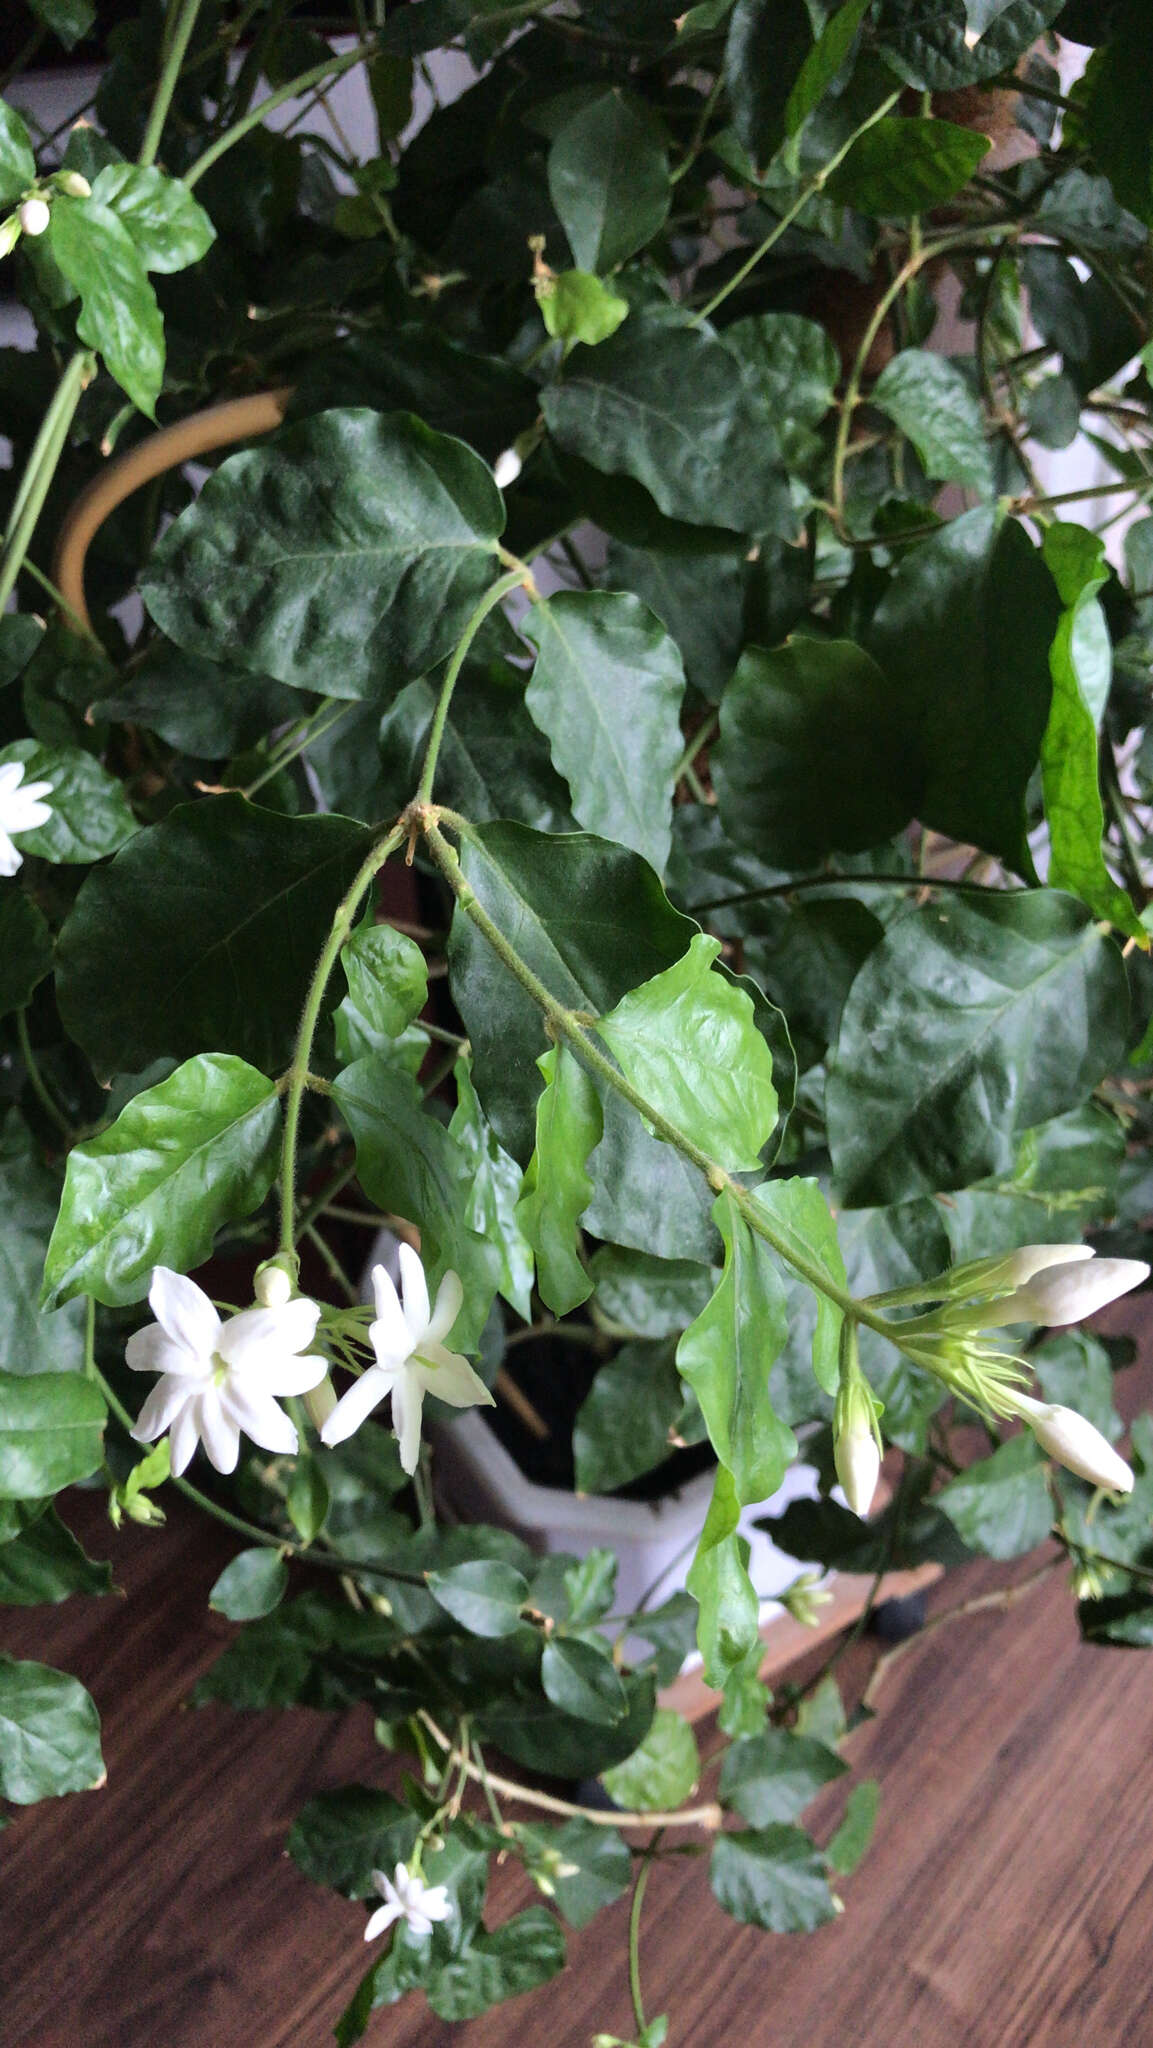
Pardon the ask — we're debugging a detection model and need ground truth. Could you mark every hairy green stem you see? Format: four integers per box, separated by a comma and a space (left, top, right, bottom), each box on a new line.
414, 568, 530, 807
688, 869, 1016, 915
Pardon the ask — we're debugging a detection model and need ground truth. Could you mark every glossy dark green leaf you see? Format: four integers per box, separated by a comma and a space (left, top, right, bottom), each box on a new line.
719, 1726, 846, 1826
519, 1818, 630, 1930
341, 926, 428, 1041
1032, 1330, 1121, 1444
449, 1058, 534, 1321
1040, 524, 1143, 937
426, 1558, 529, 1638
56, 795, 372, 1077
209, 1547, 289, 1621
0, 740, 138, 864
27, 0, 94, 46
686, 1465, 761, 1687
785, 0, 871, 133
0, 103, 35, 209
602, 1707, 699, 1808
870, 349, 993, 491
90, 164, 215, 273
936, 1433, 1053, 1559
573, 1341, 683, 1495
93, 643, 300, 758
426, 1908, 566, 2024
524, 590, 685, 873
477, 1664, 656, 1782
542, 1636, 627, 1725
827, 117, 990, 216
584, 1084, 718, 1265
0, 891, 52, 1021
288, 1785, 418, 1898
291, 329, 537, 465
827, 891, 1129, 1205
630, 1590, 700, 1687
0, 1507, 111, 1605
749, 1180, 846, 1399
0, 1371, 106, 1498
46, 194, 164, 417
589, 1246, 715, 1338
286, 1458, 330, 1545
333, 1059, 501, 1352
0, 614, 44, 691
714, 638, 918, 867
875, 0, 1064, 89
0, 1655, 105, 1803
677, 1189, 795, 1504
604, 540, 746, 700
866, 508, 1061, 876
515, 1045, 600, 1317
723, 312, 839, 475
711, 1825, 837, 1932
374, 664, 576, 835
447, 821, 696, 1162
548, 90, 670, 273
724, 0, 813, 167
541, 311, 795, 537
826, 1778, 879, 1875
0, 1115, 85, 1378
141, 411, 504, 700
1082, 5, 1153, 226
43, 1054, 280, 1308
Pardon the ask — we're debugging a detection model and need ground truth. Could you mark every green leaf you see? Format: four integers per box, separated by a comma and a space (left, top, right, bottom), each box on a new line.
1032, 1330, 1121, 1444
604, 539, 747, 700
876, 0, 1064, 90
520, 1818, 630, 1930
477, 1666, 657, 1783
449, 1058, 534, 1321
870, 349, 994, 491
0, 1115, 85, 1377
524, 590, 685, 873
43, 1054, 280, 1309
332, 1059, 500, 1353
826, 1779, 879, 1875
540, 271, 630, 348
94, 643, 300, 757
1040, 524, 1143, 938
936, 1433, 1053, 1560
686, 1464, 761, 1687
714, 638, 918, 867
866, 508, 1062, 877
209, 1547, 289, 1621
372, 663, 576, 837
447, 821, 695, 1162
0, 740, 138, 864
677, 1189, 795, 1504
1081, 4, 1153, 226
827, 890, 1129, 1205
589, 1246, 715, 1338
426, 1558, 530, 1638
46, 194, 164, 417
27, 0, 94, 47
286, 1459, 330, 1545
722, 312, 839, 475
515, 1045, 600, 1317
0, 891, 52, 1021
542, 1637, 627, 1725
548, 90, 670, 273
89, 163, 215, 273
827, 117, 990, 216
141, 410, 505, 700
0, 1372, 106, 1498
0, 101, 36, 209
541, 309, 795, 537
719, 1727, 846, 1825
573, 1341, 683, 1495
630, 1589, 700, 1687
711, 1825, 838, 1932
602, 1706, 699, 1810
724, 0, 814, 168
56, 795, 372, 1077
0, 613, 45, 691
748, 1180, 846, 1398
426, 1908, 566, 2023
785, 0, 871, 134
598, 934, 778, 1172
0, 1655, 104, 1803
287, 1785, 419, 1897
0, 1507, 111, 1605
341, 925, 428, 1040
562, 1548, 618, 1625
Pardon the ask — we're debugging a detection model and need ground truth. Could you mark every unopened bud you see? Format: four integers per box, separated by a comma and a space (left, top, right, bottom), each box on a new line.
835, 1417, 880, 1519
18, 197, 50, 237
1012, 1392, 1134, 1494
989, 1255, 1148, 1329
254, 1262, 293, 1308
304, 1376, 337, 1430
56, 171, 91, 198
780, 1569, 834, 1629
492, 446, 522, 490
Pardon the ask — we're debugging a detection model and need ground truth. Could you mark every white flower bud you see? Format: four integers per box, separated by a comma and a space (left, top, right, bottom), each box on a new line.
254, 1262, 293, 1308
835, 1417, 880, 1519
995, 1244, 1095, 1287
0, 214, 21, 258
56, 171, 91, 198
304, 1375, 337, 1430
1013, 1392, 1134, 1493
492, 446, 522, 490
18, 197, 50, 237
992, 1255, 1148, 1328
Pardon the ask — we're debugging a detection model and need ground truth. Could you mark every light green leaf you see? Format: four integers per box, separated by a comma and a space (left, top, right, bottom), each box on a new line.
602, 1708, 699, 1810
47, 194, 164, 417
450, 1058, 534, 1321
1032, 1330, 1121, 1444
936, 1433, 1053, 1559
0, 101, 36, 209
826, 1777, 879, 1875
542, 1636, 627, 1725
588, 1245, 715, 1338
0, 740, 138, 864
686, 1464, 761, 1687
90, 164, 215, 273
0, 1655, 105, 1803
524, 590, 685, 873
827, 117, 990, 215
749, 1179, 846, 1398
870, 349, 994, 491
573, 1341, 683, 1496
711, 1825, 838, 1931
0, 891, 52, 1020
515, 1044, 601, 1317
141, 410, 505, 700
719, 1726, 846, 1825
426, 1559, 529, 1637
562, 1548, 618, 1625
827, 891, 1129, 1205
598, 934, 777, 1172
341, 924, 429, 1040
43, 1053, 280, 1308
0, 1372, 106, 1498
540, 270, 629, 347
677, 1188, 795, 1504
548, 89, 669, 273
209, 1547, 289, 1620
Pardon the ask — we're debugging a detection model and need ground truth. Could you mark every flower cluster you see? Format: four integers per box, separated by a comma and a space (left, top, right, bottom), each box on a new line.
363, 1862, 451, 1944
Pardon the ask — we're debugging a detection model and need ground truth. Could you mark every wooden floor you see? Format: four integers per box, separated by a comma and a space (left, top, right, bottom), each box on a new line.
7, 1374, 1153, 2048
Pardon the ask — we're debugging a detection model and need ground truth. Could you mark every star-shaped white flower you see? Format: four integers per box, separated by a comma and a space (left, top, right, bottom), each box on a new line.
126, 1266, 327, 1476
364, 1861, 452, 1943
0, 758, 53, 877
320, 1244, 493, 1473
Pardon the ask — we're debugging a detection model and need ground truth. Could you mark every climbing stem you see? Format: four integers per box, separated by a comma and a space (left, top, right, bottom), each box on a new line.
414, 567, 533, 807
139, 0, 206, 167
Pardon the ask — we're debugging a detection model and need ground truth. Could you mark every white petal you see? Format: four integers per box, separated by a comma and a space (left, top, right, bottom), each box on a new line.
196, 1392, 240, 1474
419, 1887, 452, 1921
319, 1368, 392, 1447
125, 1323, 207, 1379
426, 1269, 464, 1346
0, 830, 22, 877
168, 1402, 202, 1476
252, 1351, 329, 1397
0, 762, 23, 796
417, 1348, 494, 1410
369, 1264, 413, 1364
220, 1381, 298, 1456
9, 796, 53, 833
397, 1242, 431, 1340
391, 1369, 425, 1474
215, 1299, 321, 1372
406, 1911, 435, 1935
364, 1901, 402, 1943
131, 1377, 191, 1443
148, 1268, 220, 1360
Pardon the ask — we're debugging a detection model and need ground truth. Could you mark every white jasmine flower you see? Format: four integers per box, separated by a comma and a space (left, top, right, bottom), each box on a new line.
18, 196, 50, 237
364, 1861, 452, 1942
126, 1266, 327, 1475
0, 758, 54, 876
1011, 1392, 1134, 1494
320, 1245, 493, 1473
987, 1254, 1148, 1328
492, 446, 522, 489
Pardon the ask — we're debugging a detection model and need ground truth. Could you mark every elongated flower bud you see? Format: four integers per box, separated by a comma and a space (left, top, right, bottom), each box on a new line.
492, 446, 522, 489
18, 197, 50, 237
1012, 1392, 1134, 1493
254, 1262, 293, 1308
991, 1256, 1148, 1328
835, 1417, 880, 1519
55, 170, 91, 198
